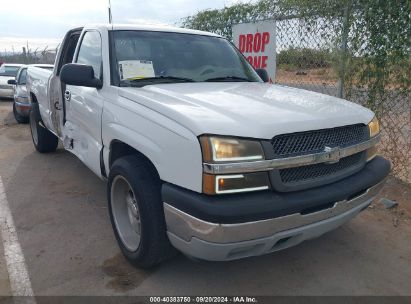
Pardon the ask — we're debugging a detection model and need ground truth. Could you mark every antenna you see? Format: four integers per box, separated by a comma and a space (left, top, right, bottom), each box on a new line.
108, 0, 113, 24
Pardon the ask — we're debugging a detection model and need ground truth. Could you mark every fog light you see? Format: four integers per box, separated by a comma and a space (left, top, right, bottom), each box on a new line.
367, 145, 378, 161
203, 172, 270, 194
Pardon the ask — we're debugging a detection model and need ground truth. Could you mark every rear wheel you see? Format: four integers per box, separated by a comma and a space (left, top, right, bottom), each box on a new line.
108, 155, 174, 268
13, 102, 29, 124
29, 104, 58, 153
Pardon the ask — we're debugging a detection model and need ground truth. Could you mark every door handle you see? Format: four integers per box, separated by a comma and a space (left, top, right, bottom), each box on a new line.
64, 90, 71, 102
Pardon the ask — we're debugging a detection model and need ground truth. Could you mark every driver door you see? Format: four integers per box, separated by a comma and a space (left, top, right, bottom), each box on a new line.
48, 28, 82, 137
63, 30, 104, 176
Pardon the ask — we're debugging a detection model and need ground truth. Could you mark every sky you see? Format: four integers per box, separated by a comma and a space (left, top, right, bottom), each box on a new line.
0, 0, 246, 52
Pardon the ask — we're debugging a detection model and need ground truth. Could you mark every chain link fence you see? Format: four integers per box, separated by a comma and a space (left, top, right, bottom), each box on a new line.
181, 1, 410, 184
275, 17, 340, 97
274, 15, 410, 184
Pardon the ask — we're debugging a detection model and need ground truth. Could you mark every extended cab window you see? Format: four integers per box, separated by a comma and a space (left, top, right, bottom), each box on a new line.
76, 31, 102, 79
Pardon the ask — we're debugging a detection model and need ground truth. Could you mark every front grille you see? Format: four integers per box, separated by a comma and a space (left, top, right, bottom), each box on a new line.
280, 152, 364, 184
271, 124, 369, 158
270, 124, 369, 191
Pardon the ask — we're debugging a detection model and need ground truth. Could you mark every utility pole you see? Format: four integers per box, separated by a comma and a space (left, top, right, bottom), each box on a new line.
108, 0, 113, 24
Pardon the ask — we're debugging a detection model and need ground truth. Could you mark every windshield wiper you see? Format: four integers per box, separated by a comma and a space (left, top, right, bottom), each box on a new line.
124, 76, 195, 85
204, 76, 253, 82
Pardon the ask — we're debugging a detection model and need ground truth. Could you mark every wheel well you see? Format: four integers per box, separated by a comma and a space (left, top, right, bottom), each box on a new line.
30, 92, 38, 103
109, 140, 159, 178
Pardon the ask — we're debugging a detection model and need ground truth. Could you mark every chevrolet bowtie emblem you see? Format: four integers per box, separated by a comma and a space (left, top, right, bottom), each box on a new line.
324, 146, 341, 164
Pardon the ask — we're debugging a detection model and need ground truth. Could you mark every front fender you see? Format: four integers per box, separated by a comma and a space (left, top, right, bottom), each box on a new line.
102, 98, 203, 193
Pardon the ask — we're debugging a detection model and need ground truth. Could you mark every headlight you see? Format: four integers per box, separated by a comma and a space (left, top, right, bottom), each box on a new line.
200, 136, 264, 163
200, 136, 269, 194
368, 116, 380, 138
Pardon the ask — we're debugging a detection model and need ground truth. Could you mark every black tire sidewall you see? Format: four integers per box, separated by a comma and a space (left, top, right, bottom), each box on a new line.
29, 104, 58, 153
29, 106, 40, 150
107, 156, 169, 268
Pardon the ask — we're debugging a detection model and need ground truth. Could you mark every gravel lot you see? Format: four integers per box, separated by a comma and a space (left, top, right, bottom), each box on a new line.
0, 98, 410, 296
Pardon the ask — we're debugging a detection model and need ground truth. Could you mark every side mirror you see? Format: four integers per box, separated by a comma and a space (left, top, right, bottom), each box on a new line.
7, 79, 16, 85
60, 63, 102, 89
256, 69, 269, 83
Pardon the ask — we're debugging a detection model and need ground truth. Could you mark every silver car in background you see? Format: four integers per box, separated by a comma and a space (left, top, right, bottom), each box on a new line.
8, 64, 54, 123
0, 63, 24, 99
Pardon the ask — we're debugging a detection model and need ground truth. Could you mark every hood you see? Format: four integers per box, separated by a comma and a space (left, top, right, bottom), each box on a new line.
118, 82, 374, 139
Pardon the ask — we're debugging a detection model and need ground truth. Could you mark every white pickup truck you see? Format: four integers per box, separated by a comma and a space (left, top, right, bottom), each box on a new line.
27, 24, 390, 268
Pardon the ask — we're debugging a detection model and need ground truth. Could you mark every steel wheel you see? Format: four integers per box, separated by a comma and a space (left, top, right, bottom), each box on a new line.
108, 155, 175, 268
111, 175, 142, 252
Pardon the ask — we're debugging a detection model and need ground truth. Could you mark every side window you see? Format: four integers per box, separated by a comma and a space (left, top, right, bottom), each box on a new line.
18, 69, 27, 85
76, 31, 102, 79
57, 33, 80, 76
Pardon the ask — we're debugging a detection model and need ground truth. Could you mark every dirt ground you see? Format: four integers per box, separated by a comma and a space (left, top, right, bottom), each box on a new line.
0, 99, 410, 296
276, 68, 338, 85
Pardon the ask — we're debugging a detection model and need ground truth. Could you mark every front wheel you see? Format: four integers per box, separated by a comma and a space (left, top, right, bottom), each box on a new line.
29, 104, 58, 153
108, 155, 174, 268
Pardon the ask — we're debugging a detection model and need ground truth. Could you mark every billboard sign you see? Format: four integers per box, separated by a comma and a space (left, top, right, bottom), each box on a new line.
232, 20, 276, 82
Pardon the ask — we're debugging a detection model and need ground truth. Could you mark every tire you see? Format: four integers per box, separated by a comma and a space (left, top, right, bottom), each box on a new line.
108, 155, 175, 268
13, 102, 29, 124
29, 104, 58, 153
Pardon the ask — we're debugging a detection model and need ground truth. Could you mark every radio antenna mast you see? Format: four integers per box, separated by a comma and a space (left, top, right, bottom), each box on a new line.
108, 0, 113, 24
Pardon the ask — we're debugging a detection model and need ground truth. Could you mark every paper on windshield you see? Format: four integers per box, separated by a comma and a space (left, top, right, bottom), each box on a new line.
118, 60, 155, 80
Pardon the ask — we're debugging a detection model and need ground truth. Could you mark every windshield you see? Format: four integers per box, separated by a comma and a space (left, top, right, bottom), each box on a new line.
112, 31, 261, 86
0, 66, 20, 77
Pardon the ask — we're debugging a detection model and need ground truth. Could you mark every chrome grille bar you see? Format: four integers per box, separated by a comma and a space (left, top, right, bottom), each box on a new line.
203, 134, 380, 175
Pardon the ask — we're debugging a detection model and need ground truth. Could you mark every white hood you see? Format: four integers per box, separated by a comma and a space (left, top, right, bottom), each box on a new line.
119, 82, 374, 139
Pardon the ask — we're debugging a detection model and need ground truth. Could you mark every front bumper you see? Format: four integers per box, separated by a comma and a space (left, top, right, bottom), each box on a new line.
165, 179, 383, 261
14, 100, 31, 116
163, 156, 390, 261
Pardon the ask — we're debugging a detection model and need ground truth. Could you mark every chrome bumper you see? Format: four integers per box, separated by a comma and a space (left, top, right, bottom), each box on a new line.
164, 179, 385, 261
